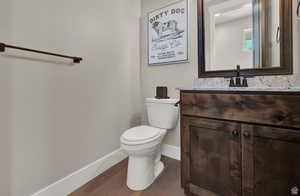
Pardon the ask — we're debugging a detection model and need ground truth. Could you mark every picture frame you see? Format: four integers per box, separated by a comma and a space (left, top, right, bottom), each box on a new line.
148, 0, 188, 66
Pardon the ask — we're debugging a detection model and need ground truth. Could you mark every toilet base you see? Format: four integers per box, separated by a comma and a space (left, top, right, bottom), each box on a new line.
155, 161, 164, 178
126, 156, 165, 191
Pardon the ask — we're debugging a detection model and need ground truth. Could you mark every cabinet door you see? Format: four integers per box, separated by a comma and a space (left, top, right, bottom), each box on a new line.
182, 117, 241, 196
242, 125, 300, 196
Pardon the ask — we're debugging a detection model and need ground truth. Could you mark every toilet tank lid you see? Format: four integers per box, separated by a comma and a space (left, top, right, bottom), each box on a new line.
146, 98, 179, 104
122, 126, 161, 142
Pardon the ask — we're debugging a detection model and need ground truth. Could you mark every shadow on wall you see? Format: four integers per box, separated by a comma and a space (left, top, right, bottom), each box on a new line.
0, 61, 12, 196
1, 54, 75, 66
129, 113, 142, 128
0, 128, 12, 196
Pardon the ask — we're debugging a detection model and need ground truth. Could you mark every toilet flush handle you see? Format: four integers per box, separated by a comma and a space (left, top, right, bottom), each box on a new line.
174, 101, 181, 107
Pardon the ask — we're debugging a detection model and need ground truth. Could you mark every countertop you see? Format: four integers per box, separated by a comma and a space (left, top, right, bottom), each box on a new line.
179, 87, 300, 92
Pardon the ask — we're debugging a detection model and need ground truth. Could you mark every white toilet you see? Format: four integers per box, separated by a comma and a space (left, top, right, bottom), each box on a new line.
120, 98, 179, 191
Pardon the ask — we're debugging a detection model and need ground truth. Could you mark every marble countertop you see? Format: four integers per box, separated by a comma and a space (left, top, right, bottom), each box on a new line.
179, 87, 300, 92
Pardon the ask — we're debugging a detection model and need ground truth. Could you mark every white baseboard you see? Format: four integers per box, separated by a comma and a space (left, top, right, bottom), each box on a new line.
162, 144, 181, 161
31, 148, 127, 196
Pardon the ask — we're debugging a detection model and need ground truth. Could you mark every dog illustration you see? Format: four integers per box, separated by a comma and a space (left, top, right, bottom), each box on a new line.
152, 20, 184, 41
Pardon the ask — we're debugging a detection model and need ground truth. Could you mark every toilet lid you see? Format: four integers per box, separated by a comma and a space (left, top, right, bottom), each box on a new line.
122, 126, 161, 142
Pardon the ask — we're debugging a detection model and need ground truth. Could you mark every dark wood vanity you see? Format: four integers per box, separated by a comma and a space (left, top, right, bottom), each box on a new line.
180, 90, 300, 196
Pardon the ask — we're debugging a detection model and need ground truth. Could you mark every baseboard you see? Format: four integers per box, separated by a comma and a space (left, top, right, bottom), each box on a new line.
162, 144, 181, 161
31, 148, 128, 196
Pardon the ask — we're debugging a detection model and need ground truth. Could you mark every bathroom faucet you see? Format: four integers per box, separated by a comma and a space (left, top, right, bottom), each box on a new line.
235, 65, 241, 86
229, 65, 248, 87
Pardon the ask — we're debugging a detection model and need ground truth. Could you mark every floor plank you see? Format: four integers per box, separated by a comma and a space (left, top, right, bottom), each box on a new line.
69, 156, 185, 196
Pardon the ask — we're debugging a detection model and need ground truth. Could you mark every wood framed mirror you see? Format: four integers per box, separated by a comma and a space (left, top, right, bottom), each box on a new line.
198, 0, 293, 78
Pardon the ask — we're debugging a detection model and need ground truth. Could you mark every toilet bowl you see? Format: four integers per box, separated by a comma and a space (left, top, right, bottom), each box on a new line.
120, 98, 179, 191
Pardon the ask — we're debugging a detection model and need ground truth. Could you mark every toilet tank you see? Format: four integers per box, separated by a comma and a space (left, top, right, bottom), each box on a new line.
145, 98, 179, 130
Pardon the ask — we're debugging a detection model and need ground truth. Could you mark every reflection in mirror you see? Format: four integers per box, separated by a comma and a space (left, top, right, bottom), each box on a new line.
204, 0, 280, 71
264, 0, 280, 68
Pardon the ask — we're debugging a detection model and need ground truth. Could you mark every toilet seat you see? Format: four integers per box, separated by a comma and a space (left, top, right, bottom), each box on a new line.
121, 126, 163, 145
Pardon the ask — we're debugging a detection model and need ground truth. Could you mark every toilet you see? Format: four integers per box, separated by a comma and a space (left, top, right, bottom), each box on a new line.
120, 98, 179, 191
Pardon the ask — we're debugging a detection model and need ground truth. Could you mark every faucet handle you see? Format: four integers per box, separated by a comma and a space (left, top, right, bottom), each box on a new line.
236, 77, 241, 87
242, 77, 248, 87
229, 77, 235, 87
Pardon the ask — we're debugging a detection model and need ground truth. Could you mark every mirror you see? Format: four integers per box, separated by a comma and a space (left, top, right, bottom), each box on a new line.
198, 0, 293, 77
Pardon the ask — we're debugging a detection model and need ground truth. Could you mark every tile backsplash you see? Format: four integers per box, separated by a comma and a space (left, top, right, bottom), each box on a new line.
194, 74, 300, 89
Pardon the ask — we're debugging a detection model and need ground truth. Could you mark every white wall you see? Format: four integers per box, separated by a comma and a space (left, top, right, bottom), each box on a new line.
0, 0, 141, 195
141, 0, 198, 147
0, 1, 12, 195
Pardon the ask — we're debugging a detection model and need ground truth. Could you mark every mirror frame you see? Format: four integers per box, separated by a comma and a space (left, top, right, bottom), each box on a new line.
198, 0, 293, 78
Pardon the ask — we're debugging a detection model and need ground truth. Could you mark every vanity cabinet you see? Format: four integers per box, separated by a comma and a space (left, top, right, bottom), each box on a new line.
242, 125, 300, 196
186, 117, 242, 196
180, 91, 300, 196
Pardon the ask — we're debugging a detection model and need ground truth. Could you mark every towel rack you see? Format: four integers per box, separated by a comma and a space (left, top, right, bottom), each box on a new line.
0, 42, 82, 63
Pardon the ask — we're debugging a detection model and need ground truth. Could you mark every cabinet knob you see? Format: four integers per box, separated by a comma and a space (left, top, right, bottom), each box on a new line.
231, 130, 239, 136
243, 132, 250, 138
291, 186, 299, 195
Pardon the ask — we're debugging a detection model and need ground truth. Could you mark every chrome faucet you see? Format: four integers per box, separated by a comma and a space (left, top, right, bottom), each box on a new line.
229, 65, 248, 87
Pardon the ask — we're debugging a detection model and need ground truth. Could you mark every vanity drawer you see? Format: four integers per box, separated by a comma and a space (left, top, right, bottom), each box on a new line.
180, 91, 300, 129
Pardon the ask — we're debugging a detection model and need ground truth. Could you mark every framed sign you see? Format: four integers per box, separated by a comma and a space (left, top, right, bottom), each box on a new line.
148, 0, 188, 65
